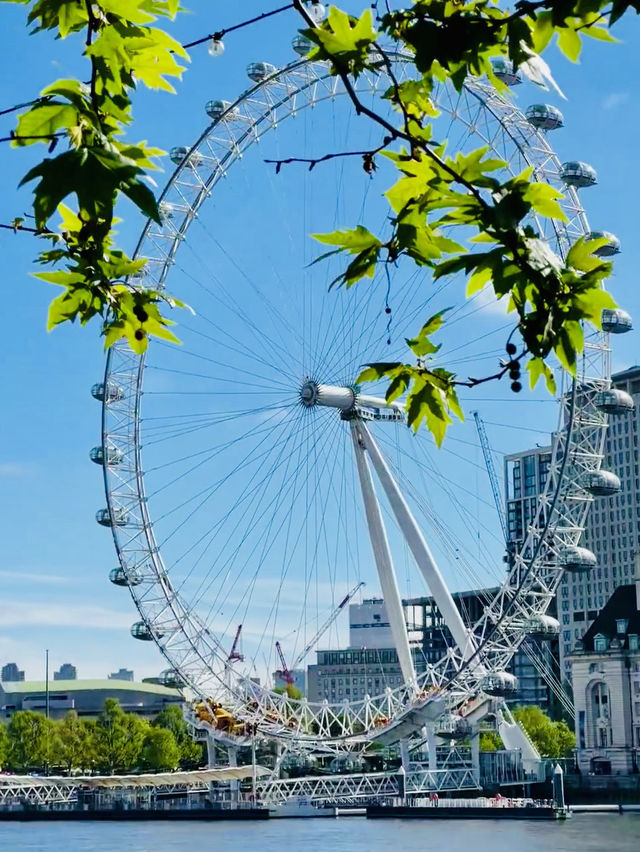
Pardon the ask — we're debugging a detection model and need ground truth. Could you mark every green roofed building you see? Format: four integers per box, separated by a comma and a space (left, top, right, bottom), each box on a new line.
0, 678, 182, 720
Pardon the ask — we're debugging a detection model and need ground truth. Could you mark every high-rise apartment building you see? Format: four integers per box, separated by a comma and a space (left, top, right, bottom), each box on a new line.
1, 663, 25, 683
108, 668, 134, 682
53, 663, 77, 681
506, 366, 640, 686
563, 366, 640, 679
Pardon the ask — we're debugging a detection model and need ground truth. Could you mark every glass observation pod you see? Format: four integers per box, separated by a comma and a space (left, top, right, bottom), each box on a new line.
481, 672, 518, 698
169, 146, 204, 169
436, 714, 472, 740
109, 566, 143, 587
292, 35, 313, 56
559, 545, 597, 574
205, 100, 240, 122
560, 161, 597, 188
602, 308, 633, 334
160, 668, 186, 688
96, 507, 129, 527
490, 57, 521, 86
525, 104, 564, 131
131, 621, 156, 641
583, 469, 621, 496
524, 614, 560, 639
247, 62, 277, 83
89, 446, 123, 466
588, 230, 621, 257
595, 388, 634, 414
91, 382, 124, 403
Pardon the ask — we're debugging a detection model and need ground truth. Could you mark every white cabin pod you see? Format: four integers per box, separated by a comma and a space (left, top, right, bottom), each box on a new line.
583, 469, 621, 496
525, 104, 564, 131
596, 388, 634, 414
205, 100, 239, 122
247, 62, 277, 83
96, 507, 128, 527
560, 161, 597, 188
91, 382, 123, 403
490, 57, 521, 86
524, 614, 560, 638
588, 231, 621, 257
601, 308, 632, 334
292, 35, 313, 56
109, 566, 142, 587
169, 146, 204, 168
90, 446, 123, 466
560, 545, 596, 574
130, 621, 165, 641
437, 714, 473, 740
481, 671, 518, 697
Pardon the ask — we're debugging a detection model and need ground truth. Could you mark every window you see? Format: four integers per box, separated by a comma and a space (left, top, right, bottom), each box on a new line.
629, 634, 639, 651
594, 634, 608, 652
616, 619, 629, 635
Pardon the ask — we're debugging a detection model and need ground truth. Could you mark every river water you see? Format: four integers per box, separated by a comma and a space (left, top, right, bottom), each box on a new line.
0, 814, 638, 852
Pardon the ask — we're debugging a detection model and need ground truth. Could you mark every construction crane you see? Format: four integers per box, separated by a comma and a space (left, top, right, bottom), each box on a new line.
274, 581, 366, 686
275, 640, 294, 685
227, 624, 244, 664
290, 581, 365, 670
472, 411, 508, 542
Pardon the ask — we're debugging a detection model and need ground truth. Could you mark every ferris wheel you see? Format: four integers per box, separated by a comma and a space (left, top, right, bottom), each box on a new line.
92, 41, 631, 754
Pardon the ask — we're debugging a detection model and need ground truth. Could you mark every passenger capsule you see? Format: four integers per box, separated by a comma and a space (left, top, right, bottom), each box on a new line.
601, 308, 632, 334
490, 57, 521, 86
596, 388, 634, 414
588, 230, 621, 257
524, 614, 560, 638
161, 668, 186, 688
91, 382, 124, 403
96, 507, 129, 527
247, 62, 277, 83
205, 100, 239, 122
583, 469, 621, 496
109, 566, 142, 587
131, 621, 156, 641
89, 446, 123, 466
292, 35, 313, 56
525, 104, 564, 131
158, 201, 175, 221
437, 714, 472, 740
560, 161, 597, 188
169, 146, 204, 168
481, 672, 518, 697
560, 545, 596, 574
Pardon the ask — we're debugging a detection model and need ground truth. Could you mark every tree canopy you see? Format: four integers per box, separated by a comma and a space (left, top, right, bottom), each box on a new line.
4, 0, 637, 439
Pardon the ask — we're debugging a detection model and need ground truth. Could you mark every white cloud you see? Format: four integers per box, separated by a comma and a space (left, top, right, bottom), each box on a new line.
602, 92, 629, 110
0, 570, 69, 586
0, 462, 35, 478
0, 602, 132, 630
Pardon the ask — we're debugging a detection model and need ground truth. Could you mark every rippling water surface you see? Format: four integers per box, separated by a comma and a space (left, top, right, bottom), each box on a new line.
1, 813, 638, 851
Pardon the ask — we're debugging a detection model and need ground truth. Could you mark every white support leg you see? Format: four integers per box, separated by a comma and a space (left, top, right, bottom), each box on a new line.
350, 422, 417, 686
357, 421, 476, 661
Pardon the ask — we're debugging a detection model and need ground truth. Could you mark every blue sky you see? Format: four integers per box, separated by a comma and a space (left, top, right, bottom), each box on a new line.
1, 1, 640, 684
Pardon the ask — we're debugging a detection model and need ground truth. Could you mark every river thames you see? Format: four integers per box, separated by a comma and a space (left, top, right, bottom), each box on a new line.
0, 814, 638, 851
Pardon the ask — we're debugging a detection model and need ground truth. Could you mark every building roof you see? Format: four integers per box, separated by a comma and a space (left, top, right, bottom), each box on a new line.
0, 767, 269, 789
612, 365, 640, 383
0, 678, 181, 697
580, 584, 640, 651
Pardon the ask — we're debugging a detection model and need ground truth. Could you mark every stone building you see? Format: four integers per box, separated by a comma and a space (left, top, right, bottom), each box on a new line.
570, 575, 640, 775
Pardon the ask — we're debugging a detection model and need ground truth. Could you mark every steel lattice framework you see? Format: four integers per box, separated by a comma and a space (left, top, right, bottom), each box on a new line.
97, 50, 611, 751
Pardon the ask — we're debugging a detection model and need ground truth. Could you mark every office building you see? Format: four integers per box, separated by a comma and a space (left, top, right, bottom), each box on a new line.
1, 663, 24, 683
53, 663, 77, 681
108, 668, 134, 682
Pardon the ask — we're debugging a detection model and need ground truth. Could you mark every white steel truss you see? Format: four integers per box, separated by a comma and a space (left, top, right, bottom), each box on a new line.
96, 50, 612, 751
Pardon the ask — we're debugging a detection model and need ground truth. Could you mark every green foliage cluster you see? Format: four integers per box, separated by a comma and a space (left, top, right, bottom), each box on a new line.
6, 0, 188, 353
478, 704, 576, 757
296, 0, 633, 440
0, 699, 205, 774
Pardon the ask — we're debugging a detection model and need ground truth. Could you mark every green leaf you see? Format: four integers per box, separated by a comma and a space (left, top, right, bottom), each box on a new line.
527, 357, 556, 394
522, 183, 567, 221
13, 103, 76, 147
556, 27, 582, 62
313, 225, 381, 254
